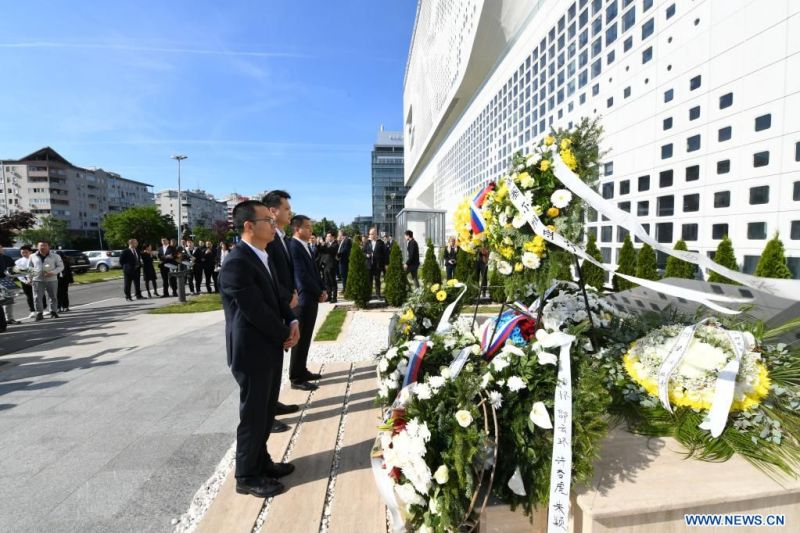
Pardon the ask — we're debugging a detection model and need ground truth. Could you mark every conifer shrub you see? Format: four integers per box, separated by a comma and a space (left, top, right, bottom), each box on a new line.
707, 235, 739, 284
613, 234, 637, 291
453, 248, 479, 303
636, 243, 659, 281
421, 238, 442, 285
582, 234, 606, 290
345, 241, 371, 308
755, 234, 792, 279
384, 241, 408, 307
664, 239, 695, 279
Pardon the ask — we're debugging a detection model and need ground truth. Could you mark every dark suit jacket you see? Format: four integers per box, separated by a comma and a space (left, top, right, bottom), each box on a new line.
336, 237, 352, 266
405, 239, 420, 268
288, 238, 324, 307
157, 245, 177, 267
318, 242, 338, 271
267, 234, 295, 306
444, 246, 458, 265
362, 239, 387, 273
219, 241, 295, 373
119, 248, 142, 274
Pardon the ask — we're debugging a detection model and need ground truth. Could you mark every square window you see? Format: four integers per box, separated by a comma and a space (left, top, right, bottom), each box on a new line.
623, 36, 633, 51
656, 222, 673, 243
606, 23, 618, 44
682, 223, 698, 241
637, 200, 649, 215
685, 165, 699, 181
587, 226, 597, 240
714, 191, 731, 208
638, 175, 650, 191
712, 223, 728, 239
664, 88, 673, 102
687, 134, 701, 152
592, 37, 602, 57
720, 92, 733, 109
618, 227, 630, 242
717, 159, 730, 174
690, 75, 701, 90
749, 185, 769, 205
606, 1, 618, 21
666, 3, 676, 19
618, 201, 631, 212
602, 182, 614, 199
794, 181, 800, 201
747, 222, 767, 240
791, 221, 800, 240
622, 7, 636, 32
601, 225, 613, 242
618, 180, 630, 195
624, 86, 631, 98
592, 83, 600, 95
657, 194, 674, 216
604, 162, 614, 176
753, 151, 770, 167
755, 113, 771, 131
689, 106, 700, 120
683, 193, 699, 212
642, 17, 654, 39
643, 0, 653, 11
642, 46, 653, 63
659, 169, 673, 187
796, 142, 800, 161
607, 50, 616, 64
607, 96, 614, 108
663, 117, 673, 130
743, 255, 760, 274
661, 143, 673, 159
601, 247, 612, 263
718, 126, 732, 142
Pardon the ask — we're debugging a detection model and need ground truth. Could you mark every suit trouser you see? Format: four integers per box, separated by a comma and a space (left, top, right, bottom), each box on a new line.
339, 262, 348, 295
370, 269, 382, 296
290, 302, 318, 381
22, 282, 35, 311
232, 366, 281, 481
123, 269, 142, 298
204, 268, 215, 292
192, 268, 203, 293
324, 267, 337, 300
0, 305, 6, 330
33, 280, 58, 314
160, 267, 172, 294
57, 278, 70, 309
446, 264, 456, 280
407, 265, 420, 288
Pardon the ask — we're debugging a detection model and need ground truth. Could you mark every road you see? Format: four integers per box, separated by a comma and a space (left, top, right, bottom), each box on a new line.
1, 277, 193, 356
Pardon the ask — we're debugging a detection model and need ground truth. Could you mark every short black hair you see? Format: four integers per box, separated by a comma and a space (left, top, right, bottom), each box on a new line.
232, 200, 266, 229
20, 244, 33, 252
262, 190, 291, 209
405, 230, 413, 238
290, 214, 310, 231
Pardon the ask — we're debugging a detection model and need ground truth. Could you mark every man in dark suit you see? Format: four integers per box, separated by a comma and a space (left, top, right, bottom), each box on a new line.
362, 226, 387, 299
336, 230, 352, 294
219, 200, 300, 498
157, 237, 177, 297
262, 190, 301, 428
403, 230, 420, 289
287, 215, 326, 390
319, 231, 338, 303
191, 241, 205, 295
119, 238, 144, 301
444, 236, 458, 280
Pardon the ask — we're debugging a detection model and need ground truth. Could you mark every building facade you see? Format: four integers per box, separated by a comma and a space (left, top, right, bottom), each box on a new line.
1, 147, 152, 233
154, 189, 228, 232
403, 0, 800, 279
372, 127, 407, 238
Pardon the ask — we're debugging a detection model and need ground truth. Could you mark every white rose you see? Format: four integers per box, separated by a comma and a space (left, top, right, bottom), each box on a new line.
521, 252, 541, 270
471, 344, 482, 355
550, 189, 573, 208
433, 464, 449, 484
529, 401, 553, 429
507, 375, 526, 392
497, 261, 512, 275
440, 367, 451, 379
512, 214, 526, 228
428, 375, 445, 391
455, 410, 473, 428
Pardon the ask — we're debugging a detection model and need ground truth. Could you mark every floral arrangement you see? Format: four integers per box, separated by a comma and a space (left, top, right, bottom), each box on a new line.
453, 117, 604, 298
391, 279, 467, 345
601, 320, 800, 476
539, 282, 617, 332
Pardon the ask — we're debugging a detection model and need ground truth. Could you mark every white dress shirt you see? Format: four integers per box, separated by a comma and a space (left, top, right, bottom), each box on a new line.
242, 240, 273, 279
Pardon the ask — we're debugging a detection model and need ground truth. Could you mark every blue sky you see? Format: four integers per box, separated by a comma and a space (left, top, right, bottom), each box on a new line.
0, 1, 417, 225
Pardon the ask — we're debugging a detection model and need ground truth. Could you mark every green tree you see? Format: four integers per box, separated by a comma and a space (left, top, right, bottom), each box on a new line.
707, 235, 739, 284
384, 242, 408, 307
636, 243, 659, 281
420, 238, 442, 285
101, 206, 176, 248
312, 218, 338, 238
345, 240, 371, 308
18, 216, 69, 247
488, 268, 506, 303
755, 234, 792, 279
192, 225, 214, 243
0, 211, 36, 246
453, 248, 479, 302
664, 240, 695, 279
613, 234, 637, 291
581, 234, 605, 290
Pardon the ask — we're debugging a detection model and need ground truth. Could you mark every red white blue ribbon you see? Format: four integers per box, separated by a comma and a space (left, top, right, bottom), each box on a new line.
469, 182, 494, 234
401, 340, 428, 389
481, 310, 525, 358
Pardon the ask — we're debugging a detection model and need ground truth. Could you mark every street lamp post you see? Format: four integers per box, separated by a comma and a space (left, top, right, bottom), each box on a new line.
171, 155, 187, 243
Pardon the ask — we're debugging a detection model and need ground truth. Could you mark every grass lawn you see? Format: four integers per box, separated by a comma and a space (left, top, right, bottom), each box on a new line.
73, 270, 124, 284
314, 307, 348, 341
149, 293, 222, 314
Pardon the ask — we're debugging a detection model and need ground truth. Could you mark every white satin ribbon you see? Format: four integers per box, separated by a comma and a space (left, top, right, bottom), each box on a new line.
436, 283, 468, 333
370, 440, 406, 533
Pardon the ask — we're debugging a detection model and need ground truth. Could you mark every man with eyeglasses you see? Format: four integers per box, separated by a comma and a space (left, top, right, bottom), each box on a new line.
219, 200, 300, 499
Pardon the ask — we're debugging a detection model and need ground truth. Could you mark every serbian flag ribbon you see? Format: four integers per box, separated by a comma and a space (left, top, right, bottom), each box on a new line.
402, 339, 429, 388
481, 310, 525, 359
469, 182, 494, 234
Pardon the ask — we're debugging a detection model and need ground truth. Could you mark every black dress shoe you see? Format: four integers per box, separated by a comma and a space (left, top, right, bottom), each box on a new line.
35, 313, 43, 321
291, 381, 318, 391
302, 371, 322, 381
276, 402, 299, 415
262, 462, 295, 478
49, 312, 59, 319
272, 419, 290, 433
126, 297, 133, 301
235, 478, 286, 498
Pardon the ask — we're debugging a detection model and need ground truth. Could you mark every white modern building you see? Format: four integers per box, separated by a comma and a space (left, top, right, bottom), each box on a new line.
154, 189, 228, 231
403, 0, 800, 279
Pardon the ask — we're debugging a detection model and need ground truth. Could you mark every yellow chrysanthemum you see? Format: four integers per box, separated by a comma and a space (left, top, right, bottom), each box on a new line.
500, 246, 514, 259
446, 278, 459, 286
560, 138, 572, 150
495, 183, 508, 201
400, 308, 415, 322
560, 148, 578, 170
547, 207, 560, 218
514, 262, 523, 272
435, 290, 447, 302
430, 283, 440, 293
544, 135, 555, 146
540, 159, 551, 172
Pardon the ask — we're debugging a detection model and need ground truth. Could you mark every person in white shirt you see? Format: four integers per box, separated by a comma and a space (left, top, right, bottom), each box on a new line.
14, 245, 37, 317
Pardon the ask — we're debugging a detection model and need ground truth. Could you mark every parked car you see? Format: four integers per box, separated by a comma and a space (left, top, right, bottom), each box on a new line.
85, 250, 122, 272
55, 249, 91, 274
2, 247, 22, 262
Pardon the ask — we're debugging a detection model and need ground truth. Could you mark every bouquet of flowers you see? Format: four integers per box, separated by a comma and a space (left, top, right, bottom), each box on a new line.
391, 280, 468, 345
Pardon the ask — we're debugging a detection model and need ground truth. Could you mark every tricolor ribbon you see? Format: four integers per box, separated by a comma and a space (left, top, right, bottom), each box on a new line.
480, 310, 526, 358
470, 182, 494, 234
401, 339, 429, 389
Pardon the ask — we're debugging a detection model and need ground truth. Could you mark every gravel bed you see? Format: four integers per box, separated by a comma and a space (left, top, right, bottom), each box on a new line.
308, 310, 392, 363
